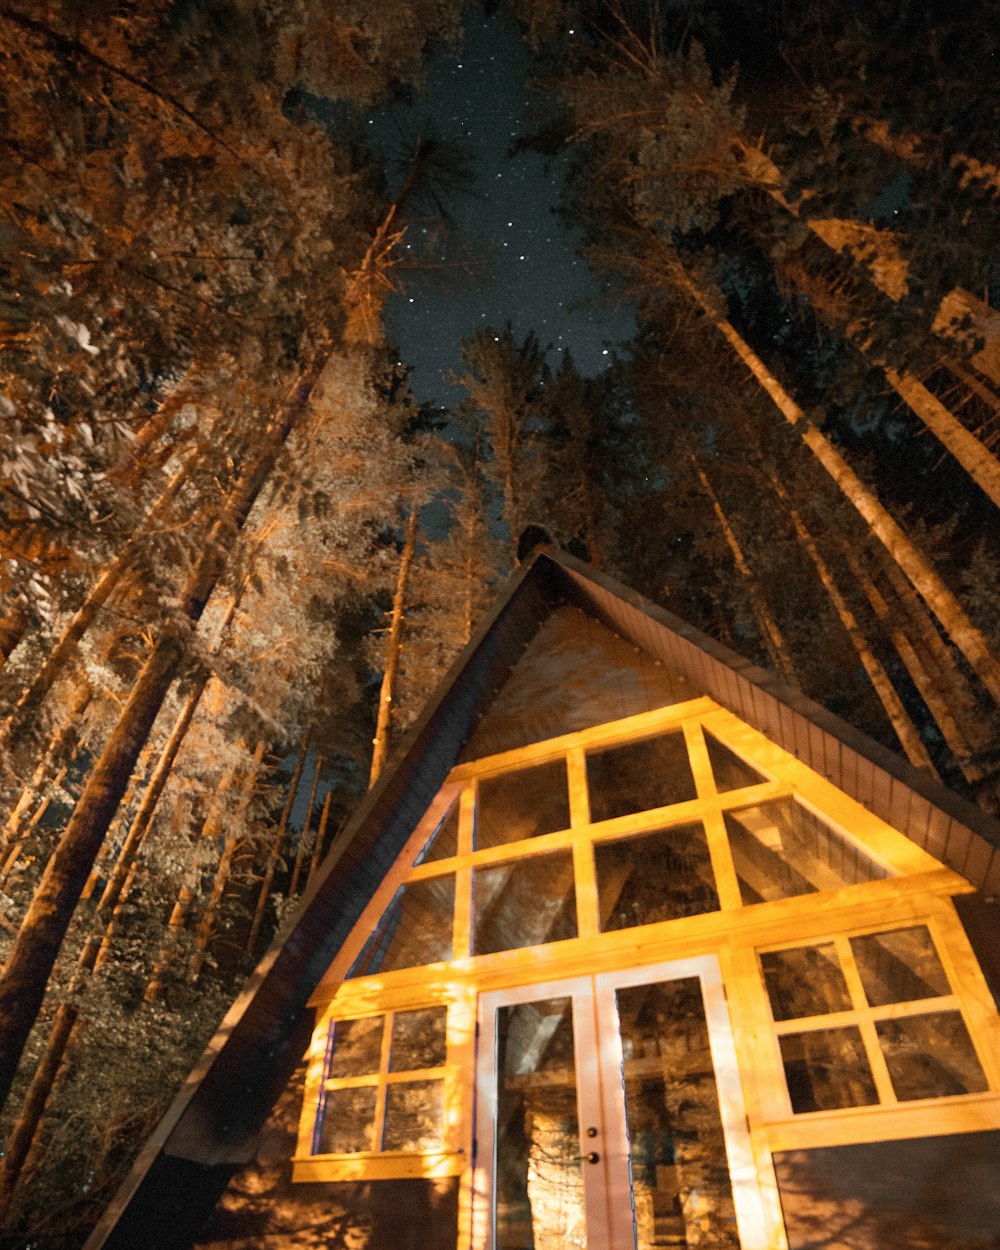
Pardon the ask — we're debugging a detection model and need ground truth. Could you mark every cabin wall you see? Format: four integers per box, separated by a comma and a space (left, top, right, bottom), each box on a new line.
774, 1130, 1000, 1249
192, 1064, 459, 1250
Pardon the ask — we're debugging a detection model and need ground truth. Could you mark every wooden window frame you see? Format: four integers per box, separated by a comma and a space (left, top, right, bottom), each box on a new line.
298, 696, 1000, 1214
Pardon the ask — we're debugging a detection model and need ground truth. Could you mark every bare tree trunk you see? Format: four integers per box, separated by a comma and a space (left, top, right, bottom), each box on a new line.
672, 262, 1000, 706
246, 724, 313, 958
188, 740, 267, 983
144, 881, 195, 1003
290, 754, 323, 897
690, 454, 797, 684
845, 550, 985, 781
369, 507, 419, 787
772, 478, 939, 774
306, 790, 333, 889
0, 356, 327, 1111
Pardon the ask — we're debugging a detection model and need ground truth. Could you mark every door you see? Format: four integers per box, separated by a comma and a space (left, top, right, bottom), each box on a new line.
473, 957, 776, 1250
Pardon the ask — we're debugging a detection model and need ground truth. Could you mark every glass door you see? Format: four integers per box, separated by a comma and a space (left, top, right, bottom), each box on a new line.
474, 958, 777, 1250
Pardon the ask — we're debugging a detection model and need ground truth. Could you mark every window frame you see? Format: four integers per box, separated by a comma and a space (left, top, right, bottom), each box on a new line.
299, 697, 1000, 1199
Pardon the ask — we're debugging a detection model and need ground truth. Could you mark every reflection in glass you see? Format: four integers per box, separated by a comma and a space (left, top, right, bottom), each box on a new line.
495, 998, 583, 1250
419, 802, 459, 863
779, 1028, 878, 1113
347, 876, 455, 977
876, 1013, 988, 1101
474, 853, 577, 956
317, 1085, 378, 1154
596, 823, 719, 931
383, 1080, 445, 1151
704, 734, 766, 793
724, 800, 886, 905
850, 927, 950, 1006
328, 1015, 383, 1078
587, 732, 697, 823
761, 944, 852, 1021
617, 978, 739, 1249
391, 1006, 447, 1071
476, 761, 570, 850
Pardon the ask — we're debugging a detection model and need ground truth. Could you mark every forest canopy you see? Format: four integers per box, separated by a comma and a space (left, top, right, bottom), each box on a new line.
0, 1, 998, 1244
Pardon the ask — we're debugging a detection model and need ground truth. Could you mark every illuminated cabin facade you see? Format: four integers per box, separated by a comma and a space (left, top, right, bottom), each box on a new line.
89, 551, 1000, 1250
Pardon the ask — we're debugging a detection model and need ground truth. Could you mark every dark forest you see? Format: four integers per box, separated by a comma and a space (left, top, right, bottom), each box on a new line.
1, 1, 999, 1244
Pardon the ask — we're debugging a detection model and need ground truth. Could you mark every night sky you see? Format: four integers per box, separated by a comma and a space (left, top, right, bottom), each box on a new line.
368, 8, 636, 408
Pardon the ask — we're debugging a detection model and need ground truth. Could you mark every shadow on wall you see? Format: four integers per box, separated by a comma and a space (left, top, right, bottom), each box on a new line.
193, 1066, 459, 1250
775, 1130, 1000, 1250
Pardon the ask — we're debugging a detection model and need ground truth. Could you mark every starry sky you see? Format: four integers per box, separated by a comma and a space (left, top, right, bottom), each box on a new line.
368, 7, 637, 409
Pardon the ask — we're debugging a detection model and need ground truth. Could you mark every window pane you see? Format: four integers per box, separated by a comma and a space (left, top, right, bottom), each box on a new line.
348, 876, 455, 977
877, 1013, 988, 1101
317, 1085, 378, 1154
391, 1007, 447, 1072
474, 853, 577, 955
328, 1015, 383, 1078
383, 1080, 445, 1151
761, 944, 853, 1021
704, 733, 766, 792
495, 997, 583, 1250
595, 823, 719, 931
475, 760, 570, 850
419, 802, 459, 864
851, 927, 951, 1006
724, 800, 886, 904
587, 731, 697, 823
616, 978, 739, 1249
779, 1028, 878, 1113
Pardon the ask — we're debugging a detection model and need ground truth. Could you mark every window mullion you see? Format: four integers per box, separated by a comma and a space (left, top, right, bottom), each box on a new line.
373, 1012, 393, 1152
686, 722, 743, 910
452, 786, 475, 959
835, 935, 897, 1105
567, 747, 599, 939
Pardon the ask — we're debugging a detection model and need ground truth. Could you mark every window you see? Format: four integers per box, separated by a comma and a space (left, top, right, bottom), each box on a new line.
305, 1004, 462, 1180
760, 925, 989, 1116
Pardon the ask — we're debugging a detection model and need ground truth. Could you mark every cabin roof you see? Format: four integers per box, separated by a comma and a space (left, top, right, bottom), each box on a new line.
86, 548, 1000, 1249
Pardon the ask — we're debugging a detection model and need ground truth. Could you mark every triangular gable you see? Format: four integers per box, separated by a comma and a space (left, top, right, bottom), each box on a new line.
86, 549, 1000, 1249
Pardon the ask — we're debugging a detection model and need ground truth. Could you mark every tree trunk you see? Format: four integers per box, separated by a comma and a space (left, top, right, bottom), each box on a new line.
0, 355, 328, 1111
772, 477, 939, 775
690, 454, 797, 684
0, 465, 188, 753
672, 262, 1000, 706
246, 724, 313, 957
306, 790, 334, 890
369, 507, 419, 787
144, 880, 196, 1003
188, 740, 266, 983
0, 683, 91, 880
845, 549, 984, 781
0, 693, 209, 1200
290, 754, 323, 896
743, 151, 1000, 508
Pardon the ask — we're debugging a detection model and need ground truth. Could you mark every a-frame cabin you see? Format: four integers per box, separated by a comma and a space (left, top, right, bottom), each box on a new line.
87, 549, 1000, 1250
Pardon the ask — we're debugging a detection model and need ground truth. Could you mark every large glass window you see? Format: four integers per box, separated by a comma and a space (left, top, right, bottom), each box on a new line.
725, 800, 886, 904
761, 926, 988, 1113
587, 731, 697, 822
595, 822, 720, 931
348, 876, 455, 977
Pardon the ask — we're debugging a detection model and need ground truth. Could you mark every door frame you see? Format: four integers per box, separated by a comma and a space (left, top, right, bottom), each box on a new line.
471, 955, 781, 1250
